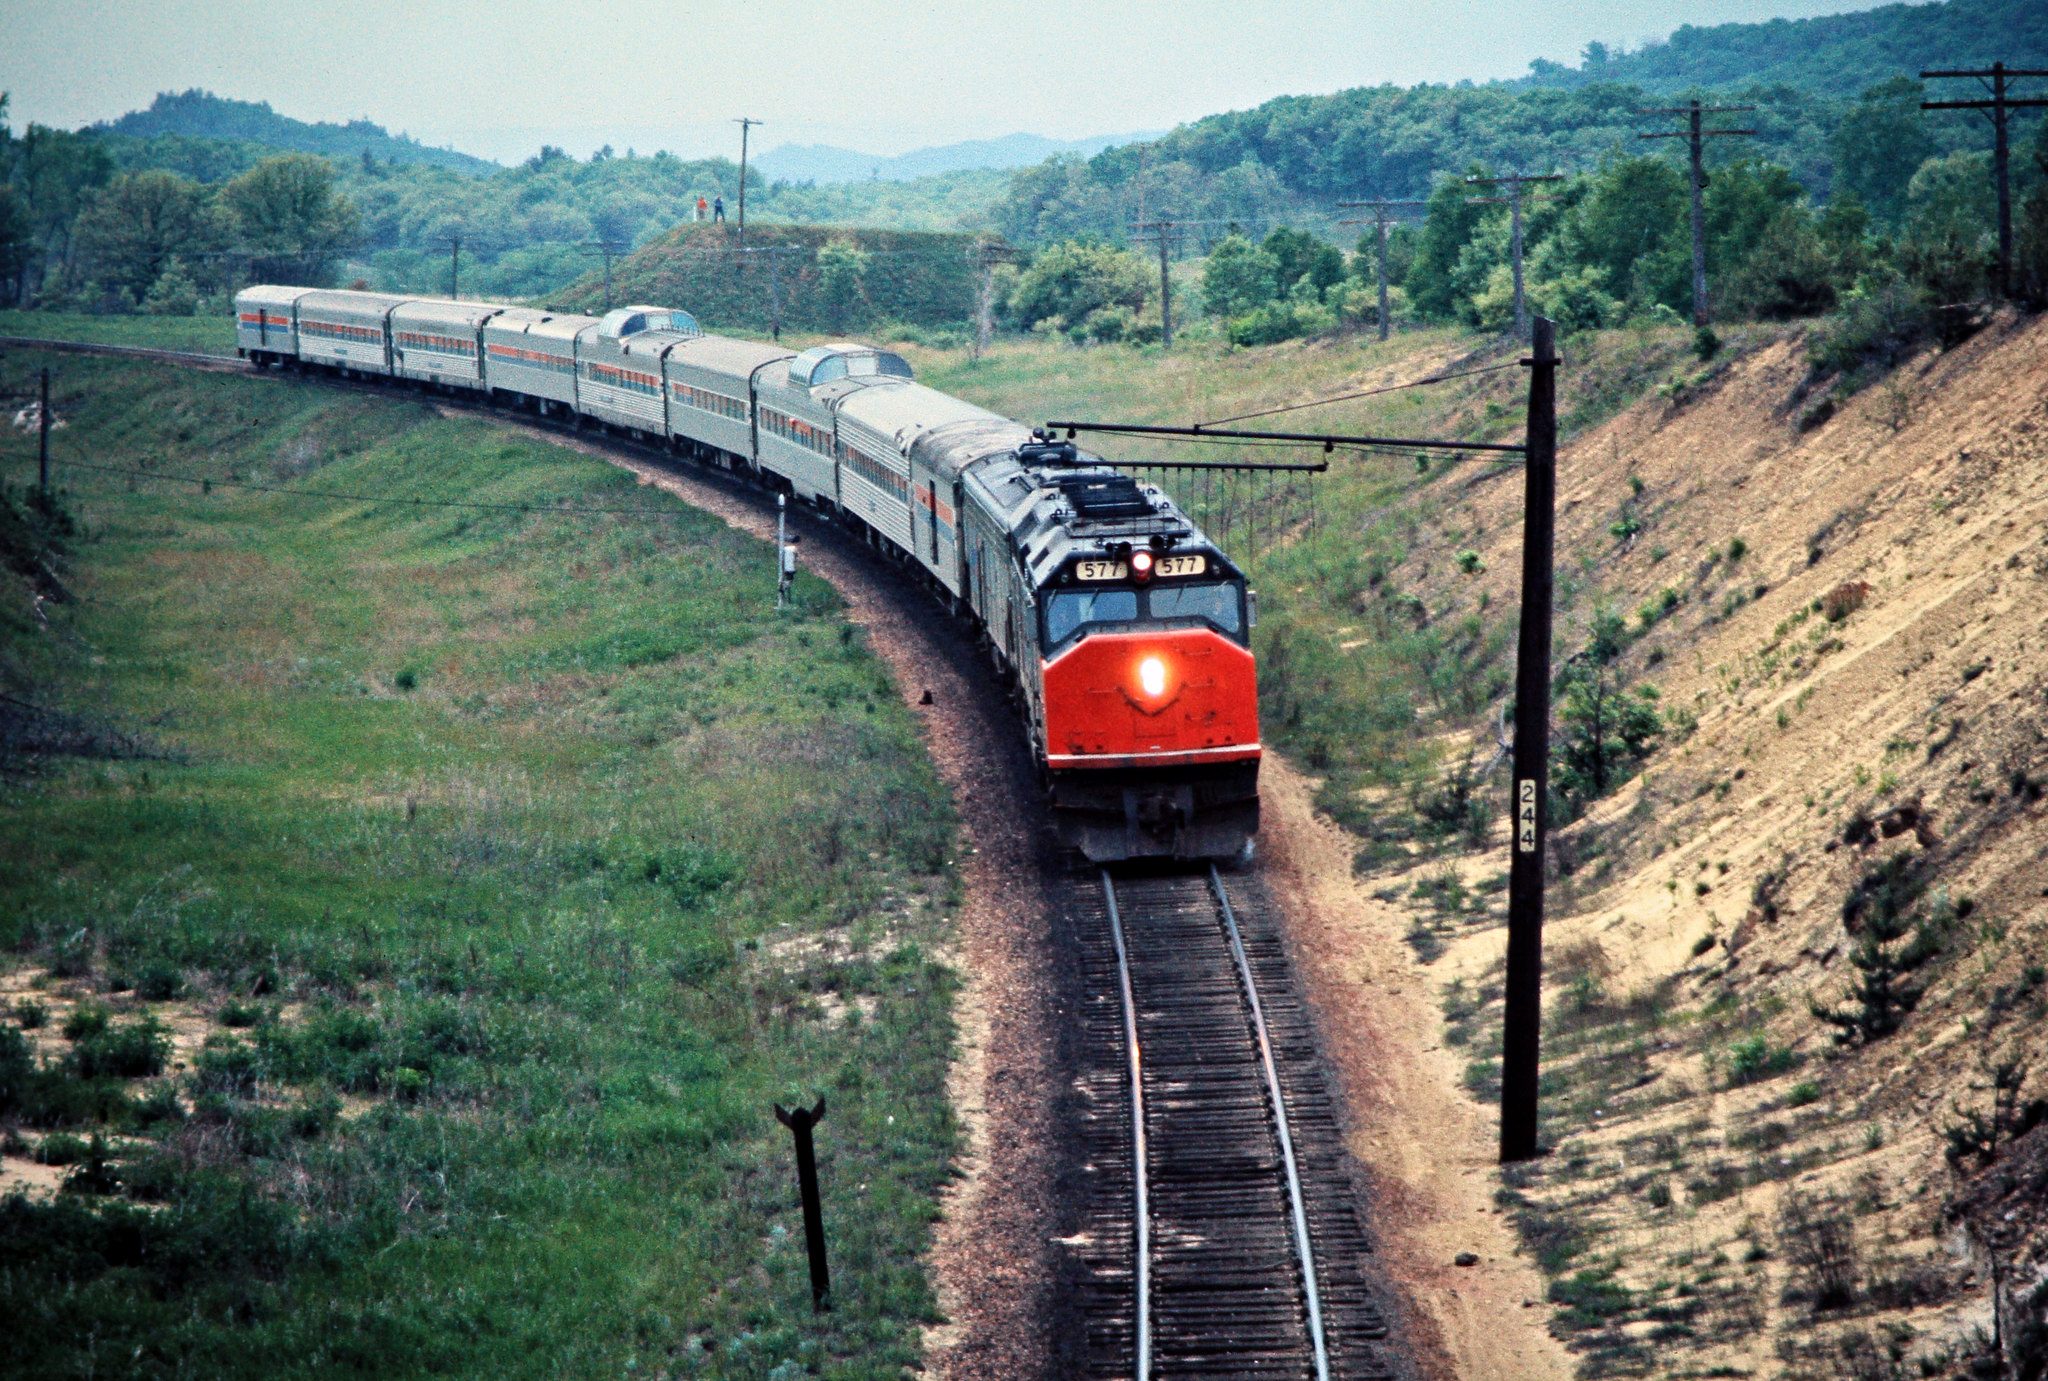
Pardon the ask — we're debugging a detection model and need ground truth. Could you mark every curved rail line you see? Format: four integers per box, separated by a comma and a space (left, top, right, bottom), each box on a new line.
1075, 868, 1393, 1380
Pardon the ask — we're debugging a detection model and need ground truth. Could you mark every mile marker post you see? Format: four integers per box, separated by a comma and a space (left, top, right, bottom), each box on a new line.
773, 1097, 832, 1311
1501, 316, 1559, 1164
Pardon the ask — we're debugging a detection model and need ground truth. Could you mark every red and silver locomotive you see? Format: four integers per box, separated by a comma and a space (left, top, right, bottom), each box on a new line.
236, 286, 1262, 861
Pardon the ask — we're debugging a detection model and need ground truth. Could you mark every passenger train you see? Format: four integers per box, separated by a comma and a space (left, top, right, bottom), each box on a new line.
235, 285, 1261, 860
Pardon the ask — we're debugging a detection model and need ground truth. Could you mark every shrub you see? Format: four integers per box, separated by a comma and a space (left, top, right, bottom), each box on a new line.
62, 1005, 110, 1041
1779, 1191, 1858, 1311
193, 1034, 263, 1096
1724, 1033, 1798, 1087
1787, 1080, 1822, 1108
13, 998, 47, 1030
35, 1132, 91, 1165
133, 962, 184, 1002
1821, 580, 1870, 622
71, 1016, 169, 1079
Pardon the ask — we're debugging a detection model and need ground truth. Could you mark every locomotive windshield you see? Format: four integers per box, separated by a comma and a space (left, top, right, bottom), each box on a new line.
1043, 579, 1245, 648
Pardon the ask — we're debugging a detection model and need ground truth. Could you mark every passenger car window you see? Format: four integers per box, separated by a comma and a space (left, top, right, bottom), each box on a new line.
1046, 589, 1139, 644
1147, 582, 1242, 635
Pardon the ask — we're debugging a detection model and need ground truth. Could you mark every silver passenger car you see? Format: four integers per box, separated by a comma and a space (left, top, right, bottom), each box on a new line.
234, 285, 312, 362
483, 308, 596, 413
390, 299, 506, 391
753, 344, 915, 508
663, 335, 792, 463
294, 289, 411, 374
835, 383, 1007, 594
575, 307, 700, 435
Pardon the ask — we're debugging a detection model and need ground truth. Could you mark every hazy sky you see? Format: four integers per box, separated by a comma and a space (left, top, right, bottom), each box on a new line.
5, 0, 1875, 162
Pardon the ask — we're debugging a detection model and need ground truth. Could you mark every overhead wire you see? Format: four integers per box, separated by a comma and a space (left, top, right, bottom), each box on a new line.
1197, 359, 1524, 427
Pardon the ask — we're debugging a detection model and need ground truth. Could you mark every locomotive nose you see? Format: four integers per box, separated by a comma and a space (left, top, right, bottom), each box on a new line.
1137, 655, 1167, 698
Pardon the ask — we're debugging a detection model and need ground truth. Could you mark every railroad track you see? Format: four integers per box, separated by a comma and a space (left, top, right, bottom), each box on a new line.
1070, 866, 1394, 1380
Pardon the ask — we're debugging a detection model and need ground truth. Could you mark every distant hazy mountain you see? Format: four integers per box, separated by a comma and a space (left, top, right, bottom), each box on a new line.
94, 90, 500, 175
755, 131, 1164, 185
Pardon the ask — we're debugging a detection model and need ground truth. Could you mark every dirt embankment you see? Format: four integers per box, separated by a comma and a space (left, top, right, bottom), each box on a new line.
1291, 311, 2048, 1378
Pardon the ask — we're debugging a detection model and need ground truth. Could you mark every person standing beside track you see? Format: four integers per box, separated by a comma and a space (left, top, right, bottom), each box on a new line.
713, 195, 726, 223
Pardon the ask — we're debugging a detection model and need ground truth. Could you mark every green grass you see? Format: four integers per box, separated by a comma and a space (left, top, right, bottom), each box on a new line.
0, 352, 959, 1378
0, 308, 240, 354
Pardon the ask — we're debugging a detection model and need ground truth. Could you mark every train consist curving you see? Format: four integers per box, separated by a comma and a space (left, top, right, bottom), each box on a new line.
236, 285, 1262, 860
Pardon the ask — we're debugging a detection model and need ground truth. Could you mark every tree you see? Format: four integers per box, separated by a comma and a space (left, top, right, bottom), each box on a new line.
1563, 157, 1688, 311
73, 170, 224, 302
0, 183, 28, 305
1809, 854, 1941, 1044
1262, 226, 1344, 301
1006, 239, 1149, 332
1900, 150, 1997, 302
2017, 121, 2048, 307
1549, 611, 1663, 817
815, 236, 870, 331
1201, 233, 1280, 318
1829, 78, 1935, 228
1404, 173, 1490, 320
223, 153, 359, 285
3, 121, 115, 300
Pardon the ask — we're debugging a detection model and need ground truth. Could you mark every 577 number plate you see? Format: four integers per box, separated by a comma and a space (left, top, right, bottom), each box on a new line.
1155, 554, 1206, 577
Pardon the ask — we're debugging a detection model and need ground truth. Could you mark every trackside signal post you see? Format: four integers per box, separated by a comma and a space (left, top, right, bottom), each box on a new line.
1501, 316, 1560, 1163
773, 1098, 832, 1311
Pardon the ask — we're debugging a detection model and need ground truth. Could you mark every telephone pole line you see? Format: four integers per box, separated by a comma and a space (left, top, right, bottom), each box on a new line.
1337, 198, 1427, 340
968, 238, 1017, 360
1638, 102, 1756, 326
733, 117, 763, 246
1133, 218, 1181, 349
1466, 172, 1565, 340
1921, 64, 2048, 295
579, 238, 628, 311
432, 232, 463, 300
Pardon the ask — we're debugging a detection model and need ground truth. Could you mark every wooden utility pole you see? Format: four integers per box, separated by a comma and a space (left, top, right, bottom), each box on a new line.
1501, 316, 1560, 1164
1637, 102, 1756, 326
1466, 173, 1565, 339
733, 117, 763, 246
968, 238, 1016, 360
433, 232, 462, 299
1921, 65, 2048, 294
1133, 219, 1180, 348
579, 238, 628, 311
38, 366, 51, 491
1336, 198, 1427, 340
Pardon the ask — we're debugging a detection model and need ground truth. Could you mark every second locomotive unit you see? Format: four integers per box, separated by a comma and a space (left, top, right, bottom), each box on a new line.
235, 286, 1261, 860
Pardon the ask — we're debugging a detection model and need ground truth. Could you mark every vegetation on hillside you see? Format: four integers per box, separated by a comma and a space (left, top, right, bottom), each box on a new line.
0, 353, 958, 1377
94, 89, 497, 174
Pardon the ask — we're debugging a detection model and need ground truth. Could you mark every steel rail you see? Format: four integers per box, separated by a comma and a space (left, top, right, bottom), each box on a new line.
1099, 870, 1152, 1381
1210, 863, 1332, 1381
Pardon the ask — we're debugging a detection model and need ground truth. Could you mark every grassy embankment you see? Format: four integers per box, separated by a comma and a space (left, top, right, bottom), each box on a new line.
0, 308, 238, 354
0, 351, 958, 1378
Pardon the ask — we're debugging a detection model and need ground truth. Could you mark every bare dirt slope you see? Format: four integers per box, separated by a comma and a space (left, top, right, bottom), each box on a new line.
1298, 310, 2048, 1378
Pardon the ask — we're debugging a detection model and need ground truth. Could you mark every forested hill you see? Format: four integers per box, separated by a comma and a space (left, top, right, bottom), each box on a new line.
994, 0, 2044, 243
1518, 0, 2048, 96
94, 90, 497, 175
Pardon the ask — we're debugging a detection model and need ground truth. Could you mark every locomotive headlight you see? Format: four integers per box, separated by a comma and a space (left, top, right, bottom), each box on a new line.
1138, 656, 1167, 698
1130, 550, 1154, 581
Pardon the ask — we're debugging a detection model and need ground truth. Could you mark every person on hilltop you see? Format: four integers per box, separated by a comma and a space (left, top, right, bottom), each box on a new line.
695, 195, 708, 222
713, 195, 726, 224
